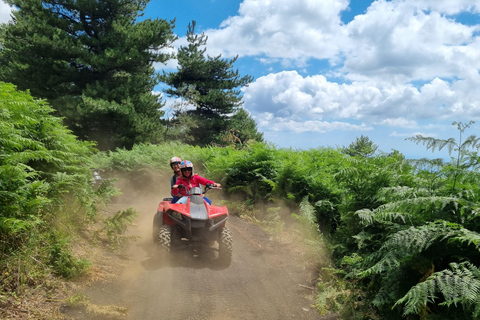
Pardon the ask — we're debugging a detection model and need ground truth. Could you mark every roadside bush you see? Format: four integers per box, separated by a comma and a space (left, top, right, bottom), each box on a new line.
0, 82, 103, 293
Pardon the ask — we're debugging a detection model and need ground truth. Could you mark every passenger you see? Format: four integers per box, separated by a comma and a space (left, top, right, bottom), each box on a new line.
169, 156, 182, 203
172, 160, 221, 204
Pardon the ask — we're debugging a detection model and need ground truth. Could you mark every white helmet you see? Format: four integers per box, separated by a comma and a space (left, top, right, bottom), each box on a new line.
169, 156, 182, 168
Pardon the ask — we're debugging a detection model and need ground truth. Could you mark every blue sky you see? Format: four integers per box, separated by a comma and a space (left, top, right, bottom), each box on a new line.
2, 0, 480, 160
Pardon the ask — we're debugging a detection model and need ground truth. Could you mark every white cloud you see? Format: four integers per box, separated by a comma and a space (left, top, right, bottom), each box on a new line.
204, 0, 349, 62
198, 0, 480, 82
243, 70, 480, 133
413, 0, 480, 15
343, 0, 480, 82
257, 117, 372, 133
153, 0, 480, 156
379, 118, 418, 128
390, 131, 437, 138
0, 1, 13, 24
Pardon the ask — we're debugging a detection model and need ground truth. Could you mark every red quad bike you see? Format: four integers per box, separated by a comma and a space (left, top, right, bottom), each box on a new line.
152, 184, 233, 266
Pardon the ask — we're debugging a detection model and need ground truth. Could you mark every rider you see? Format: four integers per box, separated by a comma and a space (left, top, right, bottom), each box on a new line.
172, 160, 221, 204
169, 156, 182, 203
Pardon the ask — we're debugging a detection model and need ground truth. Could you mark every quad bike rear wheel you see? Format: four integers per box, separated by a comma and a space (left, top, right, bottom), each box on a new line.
157, 225, 172, 253
218, 227, 233, 266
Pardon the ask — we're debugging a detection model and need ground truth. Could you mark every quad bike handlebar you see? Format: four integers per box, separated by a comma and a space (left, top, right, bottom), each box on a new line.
173, 183, 221, 195
205, 183, 222, 190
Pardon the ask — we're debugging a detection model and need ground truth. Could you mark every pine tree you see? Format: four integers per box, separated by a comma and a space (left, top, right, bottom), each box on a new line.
0, 0, 176, 150
161, 21, 256, 146
219, 108, 264, 147
342, 135, 378, 157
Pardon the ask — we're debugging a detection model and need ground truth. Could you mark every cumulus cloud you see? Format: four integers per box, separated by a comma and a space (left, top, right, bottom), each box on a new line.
152, 0, 480, 152
342, 0, 480, 82
200, 0, 480, 80
243, 70, 480, 133
0, 1, 13, 24
205, 0, 349, 63
177, 0, 473, 143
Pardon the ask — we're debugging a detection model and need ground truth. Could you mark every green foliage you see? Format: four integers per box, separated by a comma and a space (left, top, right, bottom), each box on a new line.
218, 108, 264, 148
1, 81, 94, 237
394, 262, 480, 318
101, 207, 139, 250
327, 122, 480, 319
207, 142, 279, 202
407, 121, 480, 193
95, 142, 203, 172
0, 82, 115, 296
342, 135, 379, 158
0, 0, 176, 150
298, 196, 317, 227
48, 235, 91, 279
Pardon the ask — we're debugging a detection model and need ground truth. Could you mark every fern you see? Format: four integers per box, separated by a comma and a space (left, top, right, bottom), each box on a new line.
359, 221, 466, 277
407, 121, 480, 192
356, 196, 479, 226
298, 196, 316, 226
449, 228, 480, 250
394, 262, 480, 317
102, 208, 139, 249
376, 186, 432, 202
0, 216, 42, 234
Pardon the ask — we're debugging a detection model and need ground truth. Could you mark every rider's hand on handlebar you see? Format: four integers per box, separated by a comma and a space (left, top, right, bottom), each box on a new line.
208, 183, 221, 188
173, 184, 184, 189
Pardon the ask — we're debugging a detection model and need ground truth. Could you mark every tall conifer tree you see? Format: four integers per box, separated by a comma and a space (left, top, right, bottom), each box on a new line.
0, 0, 176, 150
161, 21, 257, 146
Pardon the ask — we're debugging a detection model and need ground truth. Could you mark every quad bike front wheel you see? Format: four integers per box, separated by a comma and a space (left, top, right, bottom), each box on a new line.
152, 211, 162, 242
218, 227, 233, 266
157, 225, 172, 253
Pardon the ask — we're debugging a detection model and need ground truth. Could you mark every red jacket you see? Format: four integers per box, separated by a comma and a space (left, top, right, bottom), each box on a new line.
172, 174, 215, 197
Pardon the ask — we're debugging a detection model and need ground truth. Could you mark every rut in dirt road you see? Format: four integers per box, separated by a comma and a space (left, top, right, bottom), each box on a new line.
63, 178, 336, 320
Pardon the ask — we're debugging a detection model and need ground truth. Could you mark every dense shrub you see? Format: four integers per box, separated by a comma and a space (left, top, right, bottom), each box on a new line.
1, 82, 102, 291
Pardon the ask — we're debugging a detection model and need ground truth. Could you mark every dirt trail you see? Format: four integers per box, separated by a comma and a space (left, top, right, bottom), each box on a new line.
63, 173, 336, 320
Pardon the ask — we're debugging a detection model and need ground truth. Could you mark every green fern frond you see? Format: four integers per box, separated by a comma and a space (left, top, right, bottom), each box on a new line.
460, 134, 480, 151
299, 196, 316, 226
0, 216, 42, 234
406, 135, 456, 154
394, 262, 480, 316
359, 221, 462, 277
355, 196, 478, 226
376, 186, 432, 202
449, 228, 480, 251
362, 250, 402, 277
407, 157, 446, 169
101, 207, 139, 250
356, 208, 407, 225
333, 167, 359, 181
103, 208, 138, 235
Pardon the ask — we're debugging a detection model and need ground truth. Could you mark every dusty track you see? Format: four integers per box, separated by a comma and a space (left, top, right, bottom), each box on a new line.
63, 173, 335, 320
